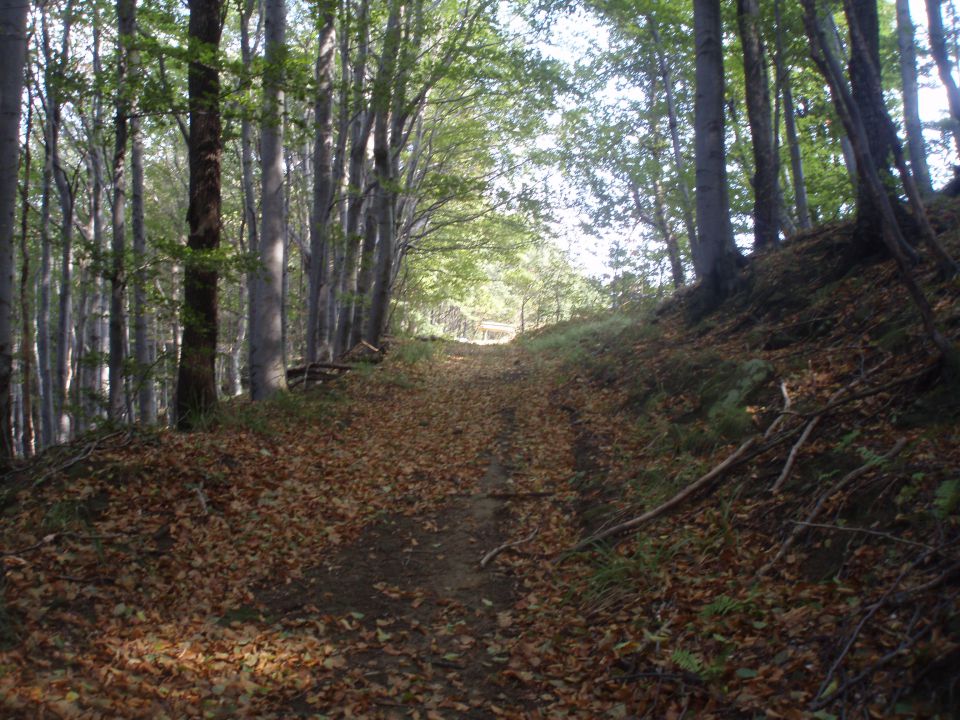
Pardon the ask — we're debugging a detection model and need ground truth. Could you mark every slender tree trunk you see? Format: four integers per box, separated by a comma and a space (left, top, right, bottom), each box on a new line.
693, 0, 741, 303
109, 0, 134, 422
176, 0, 224, 427
17, 90, 34, 457
37, 75, 56, 448
350, 201, 378, 347
737, 0, 779, 250
240, 0, 259, 383
307, 0, 336, 363
926, 0, 960, 157
648, 17, 698, 270
897, 0, 932, 196
131, 38, 155, 424
250, 0, 287, 399
774, 0, 812, 230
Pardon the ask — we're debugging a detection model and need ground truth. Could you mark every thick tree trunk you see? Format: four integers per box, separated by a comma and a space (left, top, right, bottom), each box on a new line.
693, 0, 741, 303
250, 0, 287, 400
897, 0, 933, 196
774, 0, 812, 230
737, 0, 779, 250
926, 0, 960, 157
846, 0, 900, 245
109, 0, 135, 422
0, 0, 29, 459
307, 0, 336, 363
350, 202, 378, 348
176, 0, 224, 427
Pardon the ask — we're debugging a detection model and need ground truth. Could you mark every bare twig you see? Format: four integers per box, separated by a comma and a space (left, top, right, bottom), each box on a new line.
771, 379, 861, 494
758, 437, 907, 576
763, 381, 792, 440
31, 431, 125, 488
479, 527, 539, 568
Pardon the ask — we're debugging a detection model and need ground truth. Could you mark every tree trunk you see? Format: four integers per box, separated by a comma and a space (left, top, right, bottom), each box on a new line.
131, 41, 155, 425
109, 0, 135, 423
648, 17, 698, 271
18, 90, 34, 457
0, 0, 29, 459
307, 0, 336, 363
774, 0, 812, 230
176, 0, 224, 428
37, 70, 56, 448
802, 0, 952, 358
926, 0, 960, 157
737, 0, 779, 250
693, 0, 741, 303
239, 0, 259, 381
250, 0, 287, 400
846, 0, 900, 245
896, 0, 932, 196
350, 201, 378, 348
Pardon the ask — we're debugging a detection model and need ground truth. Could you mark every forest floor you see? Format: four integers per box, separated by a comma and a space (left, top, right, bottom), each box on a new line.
2, 215, 960, 719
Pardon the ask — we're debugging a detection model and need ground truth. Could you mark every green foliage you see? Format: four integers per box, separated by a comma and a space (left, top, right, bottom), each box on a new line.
934, 479, 960, 519
392, 340, 442, 366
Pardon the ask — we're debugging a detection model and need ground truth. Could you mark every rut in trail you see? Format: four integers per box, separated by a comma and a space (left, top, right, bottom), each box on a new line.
262, 346, 579, 718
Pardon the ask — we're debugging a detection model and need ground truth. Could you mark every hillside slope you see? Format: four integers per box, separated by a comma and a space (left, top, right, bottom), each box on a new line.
0, 210, 958, 719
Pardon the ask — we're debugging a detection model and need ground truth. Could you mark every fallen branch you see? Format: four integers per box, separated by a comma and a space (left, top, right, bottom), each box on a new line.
770, 379, 860, 494
563, 435, 759, 556
763, 381, 792, 440
479, 527, 539, 568
758, 437, 907, 576
790, 520, 933, 550
32, 431, 126, 488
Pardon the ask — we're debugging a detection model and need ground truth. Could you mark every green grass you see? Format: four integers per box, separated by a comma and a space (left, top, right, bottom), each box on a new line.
392, 339, 443, 365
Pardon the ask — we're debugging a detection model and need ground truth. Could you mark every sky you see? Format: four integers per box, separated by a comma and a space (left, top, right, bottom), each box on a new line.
530, 0, 960, 280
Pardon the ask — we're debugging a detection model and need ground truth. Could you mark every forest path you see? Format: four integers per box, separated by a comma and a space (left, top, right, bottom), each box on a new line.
0, 342, 590, 719
263, 343, 582, 717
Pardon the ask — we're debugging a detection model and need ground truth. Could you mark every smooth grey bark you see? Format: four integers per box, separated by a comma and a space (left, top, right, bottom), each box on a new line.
18, 89, 34, 456
365, 0, 402, 346
773, 0, 812, 230
926, 0, 960, 157
48, 3, 77, 441
0, 0, 29, 459
648, 17, 698, 271
737, 0, 779, 250
307, 0, 337, 363
109, 0, 135, 422
895, 0, 932, 195
693, 0, 741, 302
250, 0, 287, 400
334, 0, 373, 357
239, 0, 259, 382
37, 72, 56, 449
131, 25, 155, 424
350, 199, 379, 347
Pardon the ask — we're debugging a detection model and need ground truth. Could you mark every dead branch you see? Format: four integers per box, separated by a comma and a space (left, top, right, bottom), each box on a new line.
479, 527, 539, 568
31, 431, 126, 488
763, 381, 792, 440
563, 435, 759, 556
771, 378, 862, 494
758, 437, 908, 577
791, 520, 933, 550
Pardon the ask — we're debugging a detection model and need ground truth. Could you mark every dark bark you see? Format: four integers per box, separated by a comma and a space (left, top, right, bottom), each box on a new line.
737, 0, 779, 250
802, 0, 952, 357
17, 89, 34, 457
176, 0, 224, 428
693, 0, 742, 304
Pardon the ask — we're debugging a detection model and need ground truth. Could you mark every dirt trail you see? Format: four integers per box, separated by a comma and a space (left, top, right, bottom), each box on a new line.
262, 348, 558, 717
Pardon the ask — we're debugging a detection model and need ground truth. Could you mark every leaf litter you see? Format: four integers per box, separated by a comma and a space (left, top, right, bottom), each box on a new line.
1, 220, 960, 718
